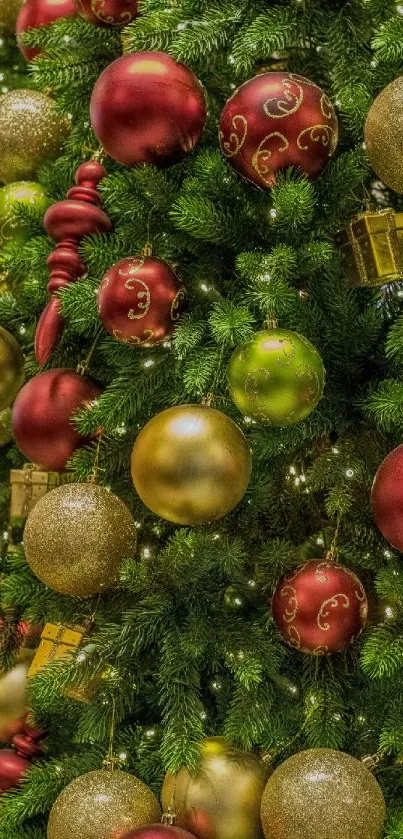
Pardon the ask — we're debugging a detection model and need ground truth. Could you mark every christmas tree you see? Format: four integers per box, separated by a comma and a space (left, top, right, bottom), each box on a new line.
2, 0, 403, 837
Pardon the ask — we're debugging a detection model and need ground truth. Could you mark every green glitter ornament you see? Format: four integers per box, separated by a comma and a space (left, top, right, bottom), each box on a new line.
228, 328, 325, 426
0, 181, 49, 246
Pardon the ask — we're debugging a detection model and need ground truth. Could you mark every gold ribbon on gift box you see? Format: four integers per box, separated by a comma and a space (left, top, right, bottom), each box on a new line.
28, 623, 86, 678
10, 463, 60, 519
336, 208, 403, 288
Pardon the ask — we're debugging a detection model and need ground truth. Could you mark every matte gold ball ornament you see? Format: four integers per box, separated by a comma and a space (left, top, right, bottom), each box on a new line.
0, 407, 12, 447
47, 768, 162, 839
161, 737, 270, 839
0, 326, 24, 411
23, 482, 137, 597
0, 90, 70, 183
131, 405, 252, 525
228, 328, 325, 426
364, 76, 403, 193
260, 748, 386, 839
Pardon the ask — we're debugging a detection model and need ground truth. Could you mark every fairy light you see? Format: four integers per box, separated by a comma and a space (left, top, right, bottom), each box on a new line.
134, 521, 142, 529
143, 358, 155, 368
384, 549, 392, 558
331, 446, 339, 454
289, 466, 297, 475
248, 578, 257, 588
385, 606, 395, 619
316, 536, 324, 546
345, 468, 354, 478
145, 728, 155, 738
261, 272, 272, 281
269, 208, 277, 218
397, 4, 403, 13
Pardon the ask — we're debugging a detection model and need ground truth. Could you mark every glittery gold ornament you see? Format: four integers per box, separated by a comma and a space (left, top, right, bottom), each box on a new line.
0, 90, 70, 184
0, 326, 24, 411
131, 405, 252, 525
260, 748, 386, 839
364, 76, 403, 194
0, 407, 12, 446
47, 768, 162, 839
161, 737, 269, 839
0, 0, 22, 34
228, 329, 325, 426
23, 482, 137, 597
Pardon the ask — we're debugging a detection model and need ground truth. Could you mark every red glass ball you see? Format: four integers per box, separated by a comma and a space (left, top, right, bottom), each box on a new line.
121, 825, 197, 839
271, 559, 368, 655
98, 255, 186, 346
0, 748, 30, 791
16, 0, 76, 60
74, 0, 138, 27
371, 444, 403, 550
12, 368, 102, 471
90, 51, 206, 168
219, 72, 338, 189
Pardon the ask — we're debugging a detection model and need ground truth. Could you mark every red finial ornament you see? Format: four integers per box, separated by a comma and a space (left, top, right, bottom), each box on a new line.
35, 159, 112, 366
0, 721, 44, 792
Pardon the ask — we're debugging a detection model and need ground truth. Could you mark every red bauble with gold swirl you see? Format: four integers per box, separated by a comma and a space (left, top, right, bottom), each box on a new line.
271, 559, 367, 655
16, 0, 76, 60
98, 255, 186, 347
219, 72, 338, 189
90, 52, 206, 168
74, 0, 138, 26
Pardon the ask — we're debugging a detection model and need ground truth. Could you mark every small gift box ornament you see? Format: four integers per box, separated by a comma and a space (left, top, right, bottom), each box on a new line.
28, 623, 86, 677
10, 464, 60, 519
335, 208, 403, 287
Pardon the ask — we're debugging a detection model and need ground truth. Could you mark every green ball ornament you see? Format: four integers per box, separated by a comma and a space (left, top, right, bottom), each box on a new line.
0, 182, 49, 246
228, 328, 325, 426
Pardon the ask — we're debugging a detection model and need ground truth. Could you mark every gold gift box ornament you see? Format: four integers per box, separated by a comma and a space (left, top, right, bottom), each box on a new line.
335, 208, 403, 288
28, 623, 86, 678
10, 463, 60, 519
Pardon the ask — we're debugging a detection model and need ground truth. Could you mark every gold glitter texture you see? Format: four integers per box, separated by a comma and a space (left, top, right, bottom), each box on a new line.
228, 329, 325, 426
0, 325, 24, 411
0, 90, 70, 184
47, 769, 161, 839
0, 0, 22, 34
23, 482, 137, 597
131, 404, 252, 526
161, 737, 270, 839
364, 76, 403, 194
260, 748, 386, 839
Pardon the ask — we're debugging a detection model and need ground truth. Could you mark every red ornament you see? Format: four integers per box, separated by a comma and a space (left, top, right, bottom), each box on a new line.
371, 444, 403, 550
0, 724, 43, 792
219, 72, 338, 189
121, 826, 197, 839
90, 51, 206, 168
35, 159, 111, 366
16, 0, 76, 61
271, 559, 368, 655
11, 368, 102, 471
74, 0, 138, 27
98, 255, 186, 346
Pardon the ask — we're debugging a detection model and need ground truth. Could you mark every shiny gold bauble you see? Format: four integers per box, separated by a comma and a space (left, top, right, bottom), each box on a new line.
23, 482, 137, 597
0, 0, 22, 33
260, 748, 386, 839
161, 737, 269, 839
228, 329, 325, 426
131, 405, 252, 525
0, 326, 24, 411
364, 76, 403, 194
0, 407, 13, 446
47, 768, 161, 839
0, 661, 30, 735
0, 90, 70, 183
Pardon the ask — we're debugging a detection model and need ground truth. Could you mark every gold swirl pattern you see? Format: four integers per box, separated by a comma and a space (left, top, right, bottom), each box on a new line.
219, 115, 247, 158
125, 281, 150, 320
0, 216, 15, 240
283, 561, 310, 583
113, 328, 155, 345
279, 584, 299, 623
171, 287, 186, 321
251, 132, 289, 185
317, 594, 350, 631
91, 0, 132, 25
287, 624, 301, 650
263, 79, 303, 119
288, 73, 320, 89
275, 337, 296, 366
315, 562, 331, 583
296, 363, 321, 401
313, 644, 329, 654
320, 93, 333, 120
244, 368, 270, 411
297, 124, 338, 155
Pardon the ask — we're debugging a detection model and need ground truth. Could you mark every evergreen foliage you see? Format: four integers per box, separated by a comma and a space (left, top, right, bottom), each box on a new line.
3, 0, 403, 837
